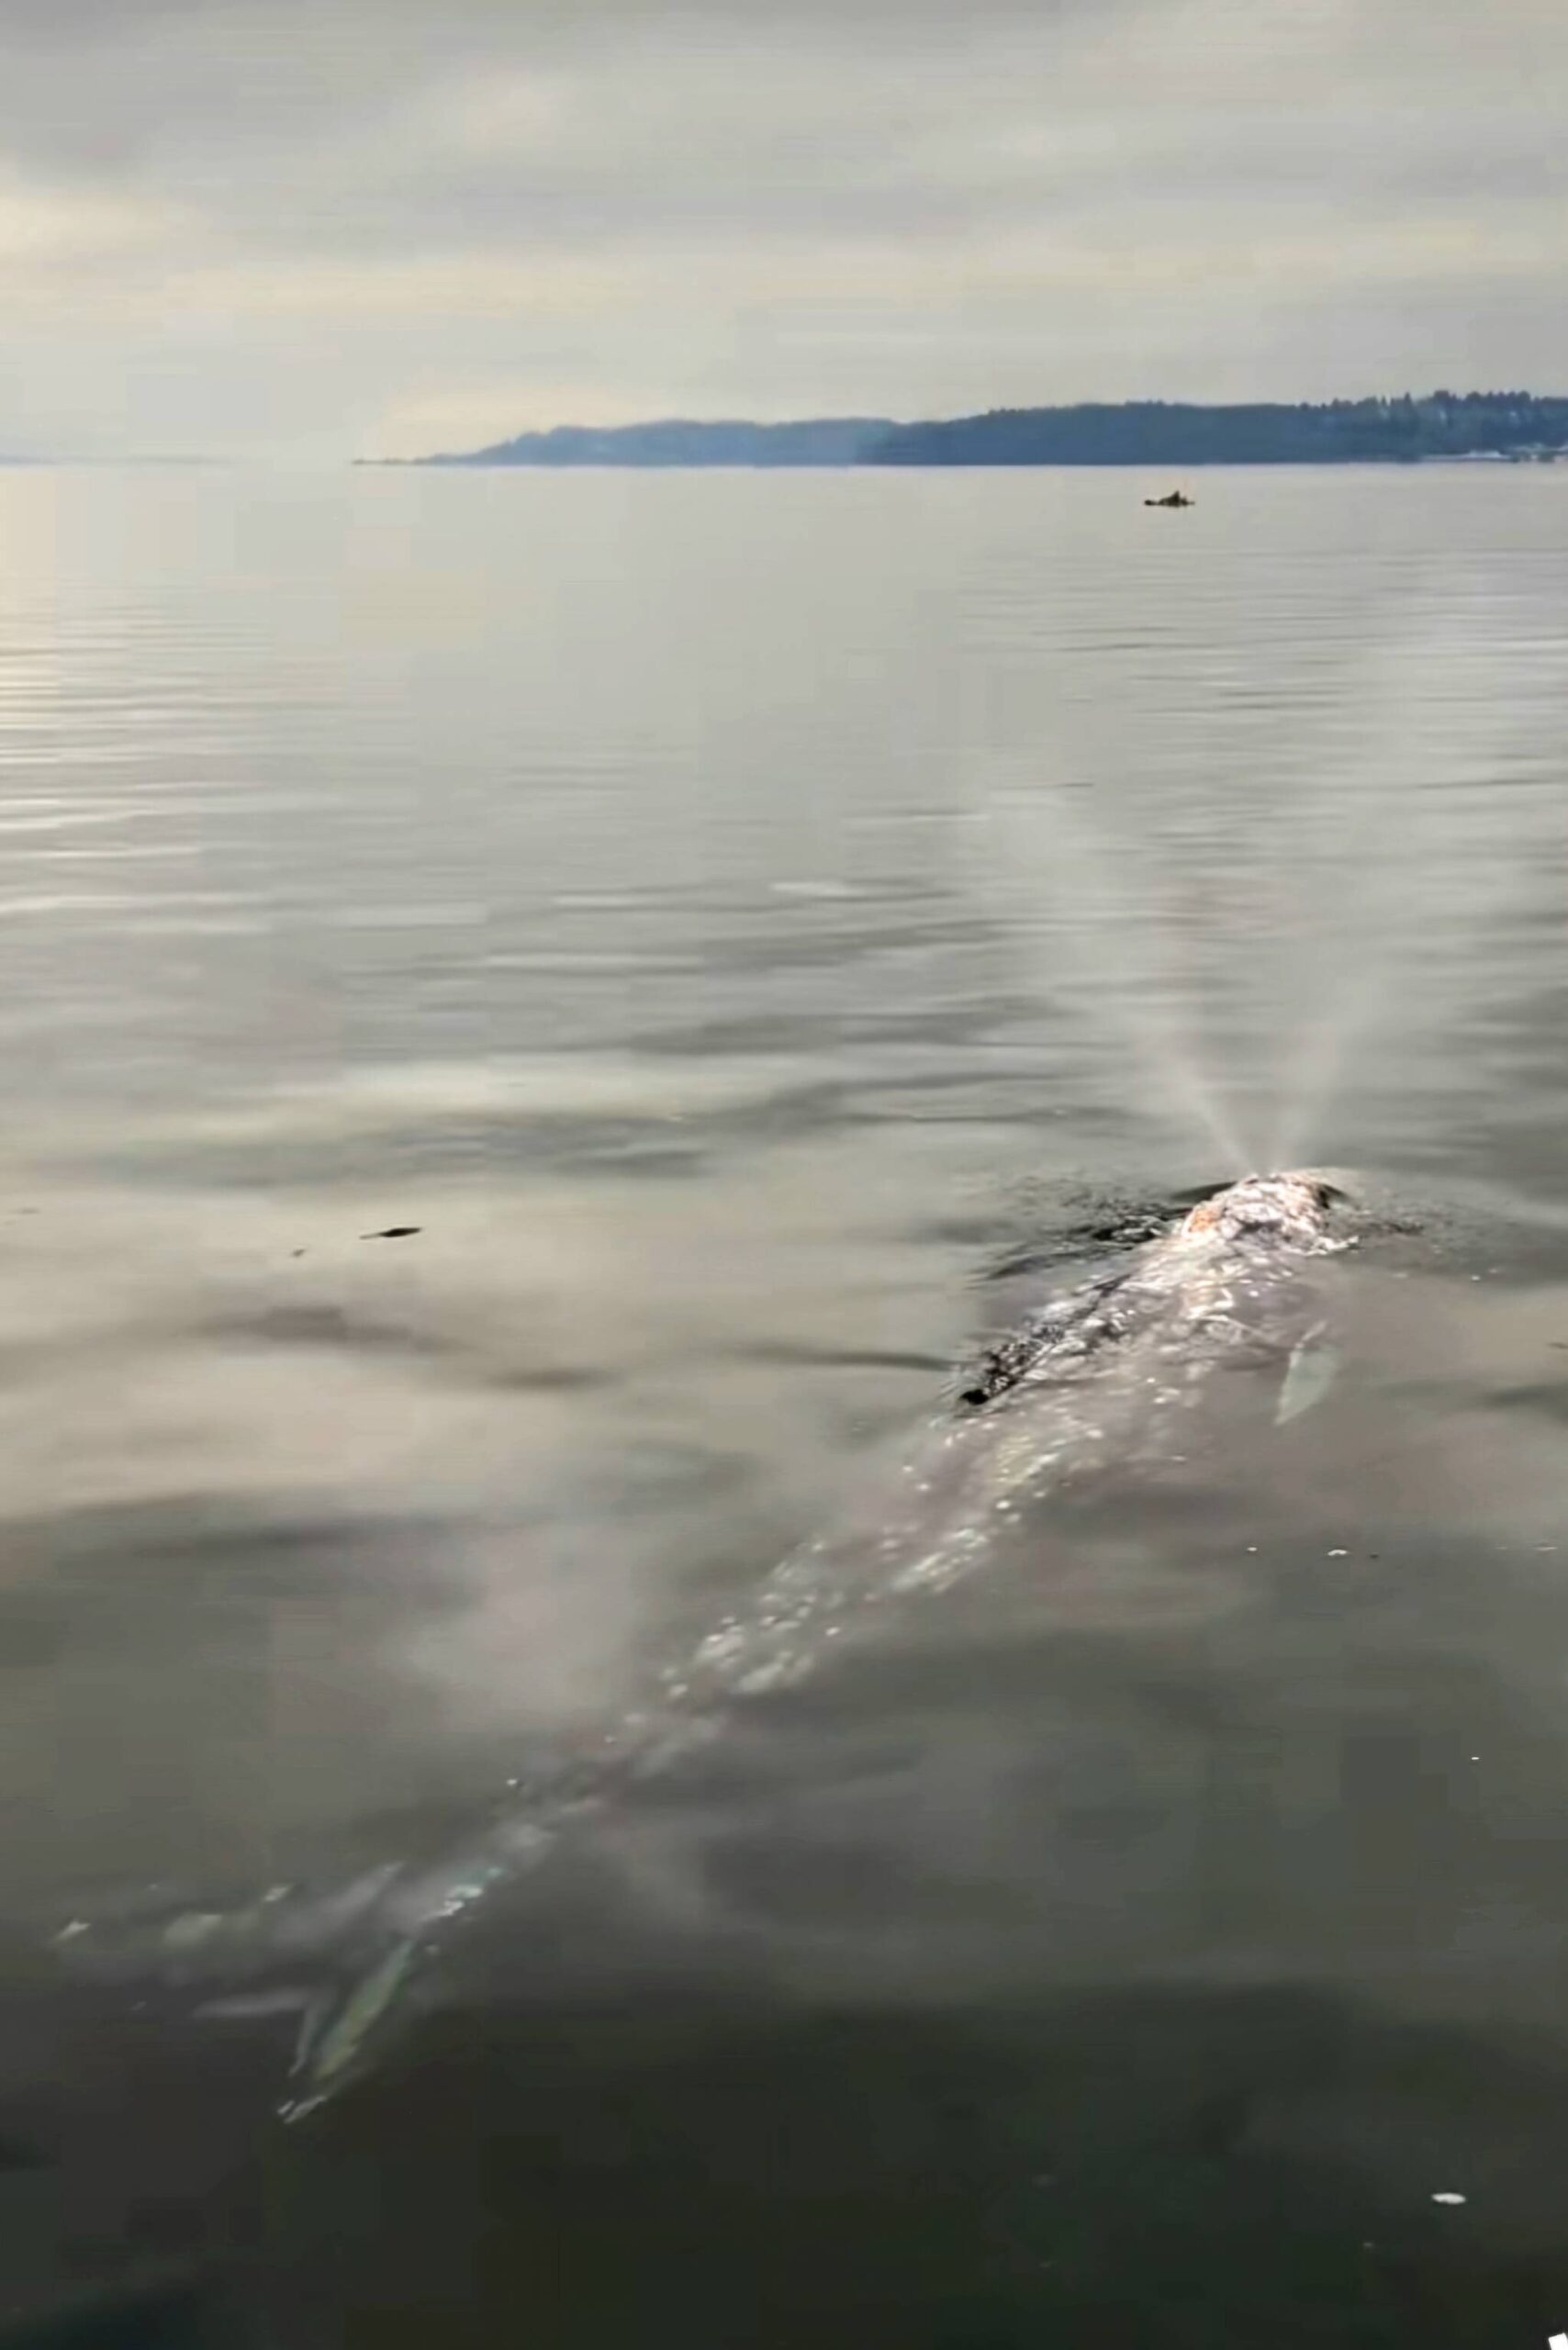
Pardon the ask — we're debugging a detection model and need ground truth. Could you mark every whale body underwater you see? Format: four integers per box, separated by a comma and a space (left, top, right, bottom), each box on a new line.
62, 1169, 1353, 2112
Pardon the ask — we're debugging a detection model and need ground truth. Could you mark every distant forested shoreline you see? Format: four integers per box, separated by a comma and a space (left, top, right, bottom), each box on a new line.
381, 394, 1568, 468
869, 394, 1568, 466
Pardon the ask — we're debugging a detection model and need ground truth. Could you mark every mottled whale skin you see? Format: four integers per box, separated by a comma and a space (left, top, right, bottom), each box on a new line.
960, 1169, 1338, 1408
59, 1170, 1348, 2111
675, 1170, 1344, 1696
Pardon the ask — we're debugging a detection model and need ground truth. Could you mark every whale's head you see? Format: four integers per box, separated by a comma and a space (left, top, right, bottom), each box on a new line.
1174, 1170, 1340, 1251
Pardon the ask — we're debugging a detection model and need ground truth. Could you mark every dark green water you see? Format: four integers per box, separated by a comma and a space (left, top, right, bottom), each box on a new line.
1, 465, 1567, 2345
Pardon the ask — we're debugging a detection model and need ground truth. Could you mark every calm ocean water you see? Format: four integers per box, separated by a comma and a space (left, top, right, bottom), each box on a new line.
2, 464, 1568, 2344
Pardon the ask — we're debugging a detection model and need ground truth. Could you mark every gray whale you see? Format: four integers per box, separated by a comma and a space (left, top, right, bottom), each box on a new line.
58, 1170, 1350, 2114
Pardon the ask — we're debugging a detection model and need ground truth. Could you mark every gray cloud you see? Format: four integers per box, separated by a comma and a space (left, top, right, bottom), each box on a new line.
0, 0, 1562, 457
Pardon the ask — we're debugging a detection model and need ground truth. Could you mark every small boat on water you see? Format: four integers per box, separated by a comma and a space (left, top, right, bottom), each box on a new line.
1144, 489, 1193, 508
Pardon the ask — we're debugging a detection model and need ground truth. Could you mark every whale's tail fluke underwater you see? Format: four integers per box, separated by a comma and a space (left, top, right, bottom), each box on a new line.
55, 1169, 1356, 2117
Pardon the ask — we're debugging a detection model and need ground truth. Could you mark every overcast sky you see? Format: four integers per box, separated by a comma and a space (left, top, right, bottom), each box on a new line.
2, 0, 1564, 459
